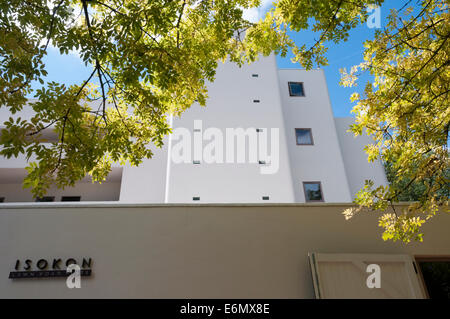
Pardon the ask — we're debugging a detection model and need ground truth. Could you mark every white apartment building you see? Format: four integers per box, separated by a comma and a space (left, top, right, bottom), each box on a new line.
1, 56, 449, 300
0, 55, 387, 203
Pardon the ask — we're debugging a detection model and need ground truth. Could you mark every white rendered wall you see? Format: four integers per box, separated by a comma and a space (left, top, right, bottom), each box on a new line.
278, 69, 352, 202
166, 55, 295, 203
335, 117, 388, 198
1, 59, 387, 204
0, 203, 448, 298
119, 140, 169, 203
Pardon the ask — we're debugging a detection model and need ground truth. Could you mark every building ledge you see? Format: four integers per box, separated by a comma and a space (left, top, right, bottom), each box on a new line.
0, 201, 418, 210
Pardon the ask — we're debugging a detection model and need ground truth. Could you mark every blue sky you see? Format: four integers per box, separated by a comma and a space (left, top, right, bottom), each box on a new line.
35, 1, 405, 118
275, 1, 405, 117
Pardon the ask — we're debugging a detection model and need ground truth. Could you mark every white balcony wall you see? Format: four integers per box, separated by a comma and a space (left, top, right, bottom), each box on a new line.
0, 168, 122, 202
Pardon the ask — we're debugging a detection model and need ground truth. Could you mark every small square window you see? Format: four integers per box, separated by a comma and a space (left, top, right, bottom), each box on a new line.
262, 196, 270, 200
0, 197, 4, 203
193, 160, 201, 164
252, 74, 259, 77
36, 196, 55, 202
288, 82, 305, 96
193, 197, 200, 201
258, 160, 266, 164
256, 128, 263, 132
303, 182, 324, 202
295, 128, 314, 145
253, 99, 260, 103
61, 196, 81, 202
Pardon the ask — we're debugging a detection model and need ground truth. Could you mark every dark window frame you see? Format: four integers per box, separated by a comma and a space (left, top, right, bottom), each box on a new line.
35, 196, 55, 202
295, 128, 314, 145
288, 82, 305, 97
61, 196, 81, 202
302, 181, 324, 202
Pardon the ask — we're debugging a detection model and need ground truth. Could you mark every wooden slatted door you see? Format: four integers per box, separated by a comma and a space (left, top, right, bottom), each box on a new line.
309, 253, 427, 299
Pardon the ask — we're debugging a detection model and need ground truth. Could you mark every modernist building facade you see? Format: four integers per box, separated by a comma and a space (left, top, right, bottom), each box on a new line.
0, 55, 387, 204
0, 56, 449, 300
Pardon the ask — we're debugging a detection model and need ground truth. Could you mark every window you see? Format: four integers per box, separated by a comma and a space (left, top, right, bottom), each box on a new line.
416, 256, 450, 299
193, 197, 200, 201
256, 128, 263, 132
35, 196, 55, 202
295, 128, 314, 145
0, 197, 4, 203
288, 82, 305, 96
61, 196, 81, 202
252, 74, 259, 77
253, 99, 260, 103
193, 160, 201, 164
258, 160, 266, 164
262, 196, 269, 200
303, 182, 323, 202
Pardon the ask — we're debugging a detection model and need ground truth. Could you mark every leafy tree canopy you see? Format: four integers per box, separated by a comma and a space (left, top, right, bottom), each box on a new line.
0, 0, 448, 242
340, 0, 449, 242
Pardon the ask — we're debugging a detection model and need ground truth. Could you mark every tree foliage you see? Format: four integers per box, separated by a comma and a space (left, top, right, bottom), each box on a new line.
385, 162, 449, 203
341, 0, 449, 243
1, 0, 261, 194
0, 0, 448, 242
